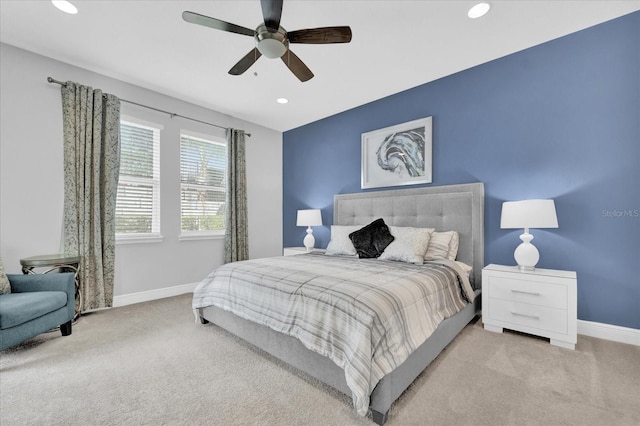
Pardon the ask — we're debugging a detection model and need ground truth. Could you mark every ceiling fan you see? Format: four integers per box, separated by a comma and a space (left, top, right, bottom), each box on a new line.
182, 0, 352, 82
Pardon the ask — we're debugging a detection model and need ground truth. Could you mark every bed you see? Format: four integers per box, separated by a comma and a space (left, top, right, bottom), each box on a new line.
193, 182, 484, 424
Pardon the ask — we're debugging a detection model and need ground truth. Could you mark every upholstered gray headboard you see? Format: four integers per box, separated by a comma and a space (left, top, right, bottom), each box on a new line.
333, 182, 485, 289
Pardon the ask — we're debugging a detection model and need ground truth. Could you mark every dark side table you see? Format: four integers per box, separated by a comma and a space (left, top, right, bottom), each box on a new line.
20, 254, 82, 319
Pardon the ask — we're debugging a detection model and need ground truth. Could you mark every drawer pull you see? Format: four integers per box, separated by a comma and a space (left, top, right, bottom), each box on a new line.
511, 289, 540, 296
511, 311, 540, 320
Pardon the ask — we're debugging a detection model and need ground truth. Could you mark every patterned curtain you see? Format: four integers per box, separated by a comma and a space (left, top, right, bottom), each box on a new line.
224, 128, 249, 263
61, 82, 120, 310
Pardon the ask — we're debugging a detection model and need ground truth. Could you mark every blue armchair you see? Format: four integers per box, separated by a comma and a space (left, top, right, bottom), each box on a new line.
0, 273, 75, 351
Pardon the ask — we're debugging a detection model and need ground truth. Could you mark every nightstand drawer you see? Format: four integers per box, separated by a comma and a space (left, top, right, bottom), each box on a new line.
489, 276, 567, 309
488, 299, 567, 334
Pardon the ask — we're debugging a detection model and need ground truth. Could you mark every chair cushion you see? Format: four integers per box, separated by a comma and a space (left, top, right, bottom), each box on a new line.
0, 291, 67, 330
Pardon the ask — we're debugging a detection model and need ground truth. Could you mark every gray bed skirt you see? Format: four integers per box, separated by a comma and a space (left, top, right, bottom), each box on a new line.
199, 289, 480, 424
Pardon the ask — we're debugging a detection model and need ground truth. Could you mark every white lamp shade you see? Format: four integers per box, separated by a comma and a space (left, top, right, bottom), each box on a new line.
296, 209, 322, 227
500, 199, 558, 230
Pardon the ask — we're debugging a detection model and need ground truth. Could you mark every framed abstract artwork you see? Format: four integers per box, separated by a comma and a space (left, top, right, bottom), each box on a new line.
361, 117, 432, 189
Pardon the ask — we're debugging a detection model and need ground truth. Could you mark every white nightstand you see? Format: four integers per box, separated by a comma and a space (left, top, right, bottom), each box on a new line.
282, 247, 324, 256
482, 264, 577, 350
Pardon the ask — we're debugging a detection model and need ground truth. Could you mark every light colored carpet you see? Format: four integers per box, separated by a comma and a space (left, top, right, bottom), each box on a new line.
1, 294, 638, 425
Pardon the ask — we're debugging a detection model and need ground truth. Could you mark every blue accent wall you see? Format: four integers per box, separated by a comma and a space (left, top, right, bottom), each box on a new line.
283, 12, 639, 330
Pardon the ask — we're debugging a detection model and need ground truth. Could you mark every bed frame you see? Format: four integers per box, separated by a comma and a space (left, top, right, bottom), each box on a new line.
198, 182, 484, 424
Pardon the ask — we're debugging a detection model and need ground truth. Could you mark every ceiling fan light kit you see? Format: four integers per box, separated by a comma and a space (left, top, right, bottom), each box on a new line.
255, 24, 288, 58
182, 0, 352, 82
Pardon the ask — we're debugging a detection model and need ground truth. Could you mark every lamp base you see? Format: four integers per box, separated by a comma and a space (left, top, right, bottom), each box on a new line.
514, 231, 539, 271
303, 227, 315, 251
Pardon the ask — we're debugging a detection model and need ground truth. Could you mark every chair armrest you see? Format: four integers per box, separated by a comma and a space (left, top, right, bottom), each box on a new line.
8, 273, 75, 298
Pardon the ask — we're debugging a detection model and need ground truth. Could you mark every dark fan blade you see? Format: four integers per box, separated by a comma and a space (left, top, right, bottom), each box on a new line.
281, 49, 314, 82
288, 27, 352, 44
182, 11, 254, 37
260, 0, 283, 31
229, 48, 262, 75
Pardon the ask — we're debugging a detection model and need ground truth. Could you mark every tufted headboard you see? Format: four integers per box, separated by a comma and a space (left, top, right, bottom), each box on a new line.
333, 182, 485, 289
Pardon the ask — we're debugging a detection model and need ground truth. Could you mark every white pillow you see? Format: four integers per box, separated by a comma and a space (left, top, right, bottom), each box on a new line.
324, 225, 361, 256
379, 226, 434, 264
424, 231, 459, 261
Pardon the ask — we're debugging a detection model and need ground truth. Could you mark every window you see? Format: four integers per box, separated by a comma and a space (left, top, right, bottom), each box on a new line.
180, 132, 227, 236
115, 119, 161, 241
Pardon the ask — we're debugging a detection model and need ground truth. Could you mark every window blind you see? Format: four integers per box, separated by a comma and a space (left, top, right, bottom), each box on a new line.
116, 121, 161, 235
180, 134, 226, 232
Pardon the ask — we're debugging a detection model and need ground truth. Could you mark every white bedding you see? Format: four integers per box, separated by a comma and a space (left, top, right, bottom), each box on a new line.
193, 253, 472, 416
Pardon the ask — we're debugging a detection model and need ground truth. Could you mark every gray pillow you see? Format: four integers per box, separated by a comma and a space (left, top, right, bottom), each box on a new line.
0, 257, 11, 294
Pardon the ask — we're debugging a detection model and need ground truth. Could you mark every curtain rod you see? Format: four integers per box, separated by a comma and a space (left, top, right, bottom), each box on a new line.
47, 77, 251, 137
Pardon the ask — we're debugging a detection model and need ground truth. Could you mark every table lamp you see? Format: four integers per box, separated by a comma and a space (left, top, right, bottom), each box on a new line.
500, 199, 558, 271
296, 209, 322, 251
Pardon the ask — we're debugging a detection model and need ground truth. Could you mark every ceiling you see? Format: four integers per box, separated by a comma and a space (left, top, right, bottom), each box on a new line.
1, 1, 638, 132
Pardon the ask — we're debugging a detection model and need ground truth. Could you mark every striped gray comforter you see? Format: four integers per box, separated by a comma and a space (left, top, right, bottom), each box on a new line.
192, 252, 472, 416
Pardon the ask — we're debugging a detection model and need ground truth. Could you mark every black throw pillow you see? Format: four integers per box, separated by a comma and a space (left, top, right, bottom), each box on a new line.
349, 218, 395, 259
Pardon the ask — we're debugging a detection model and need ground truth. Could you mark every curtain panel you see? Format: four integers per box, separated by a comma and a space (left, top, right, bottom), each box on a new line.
224, 129, 249, 263
61, 82, 120, 310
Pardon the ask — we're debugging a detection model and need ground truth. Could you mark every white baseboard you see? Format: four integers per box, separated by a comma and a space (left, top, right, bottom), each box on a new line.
113, 282, 199, 308
578, 320, 640, 346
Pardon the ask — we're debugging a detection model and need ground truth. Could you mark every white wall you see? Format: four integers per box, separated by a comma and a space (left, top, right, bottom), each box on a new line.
0, 43, 283, 300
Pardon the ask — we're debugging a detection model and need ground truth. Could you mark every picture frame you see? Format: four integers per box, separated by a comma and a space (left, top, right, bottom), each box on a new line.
361, 116, 432, 189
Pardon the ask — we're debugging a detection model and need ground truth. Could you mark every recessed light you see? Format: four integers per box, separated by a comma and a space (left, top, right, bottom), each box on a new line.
468, 2, 490, 19
52, 0, 78, 15
277, 98, 289, 104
